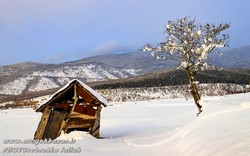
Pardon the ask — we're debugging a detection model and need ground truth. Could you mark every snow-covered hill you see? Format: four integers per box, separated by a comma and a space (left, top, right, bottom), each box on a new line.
0, 93, 249, 156
0, 45, 250, 95
0, 63, 141, 95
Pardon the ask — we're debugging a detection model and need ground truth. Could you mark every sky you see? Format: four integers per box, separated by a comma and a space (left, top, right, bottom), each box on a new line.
0, 0, 250, 66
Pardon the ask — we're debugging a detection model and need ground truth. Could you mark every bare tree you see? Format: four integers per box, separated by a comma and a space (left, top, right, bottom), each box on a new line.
143, 17, 230, 115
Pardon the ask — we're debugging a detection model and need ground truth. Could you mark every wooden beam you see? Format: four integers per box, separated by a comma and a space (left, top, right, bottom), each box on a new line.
69, 112, 97, 120
34, 107, 51, 139
66, 118, 95, 129
90, 106, 102, 138
67, 83, 78, 115
64, 83, 78, 133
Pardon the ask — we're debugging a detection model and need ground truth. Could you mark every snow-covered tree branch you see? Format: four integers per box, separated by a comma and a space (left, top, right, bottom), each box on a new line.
143, 17, 230, 115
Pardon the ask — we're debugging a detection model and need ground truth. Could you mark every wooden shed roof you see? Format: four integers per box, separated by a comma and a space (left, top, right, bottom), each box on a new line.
36, 79, 107, 112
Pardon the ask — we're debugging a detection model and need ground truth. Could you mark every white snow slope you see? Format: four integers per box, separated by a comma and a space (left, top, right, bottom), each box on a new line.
0, 93, 249, 156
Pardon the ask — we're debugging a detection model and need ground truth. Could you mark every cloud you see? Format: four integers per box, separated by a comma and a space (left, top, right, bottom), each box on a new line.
38, 41, 130, 64
38, 51, 72, 64
91, 40, 128, 56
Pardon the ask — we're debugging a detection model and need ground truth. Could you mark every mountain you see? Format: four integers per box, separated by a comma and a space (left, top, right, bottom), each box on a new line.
210, 45, 250, 68
0, 46, 250, 96
0, 61, 141, 95
0, 50, 177, 95
1, 68, 250, 104
69, 51, 177, 72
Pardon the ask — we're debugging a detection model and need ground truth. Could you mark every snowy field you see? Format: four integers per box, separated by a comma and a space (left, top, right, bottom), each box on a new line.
0, 93, 250, 156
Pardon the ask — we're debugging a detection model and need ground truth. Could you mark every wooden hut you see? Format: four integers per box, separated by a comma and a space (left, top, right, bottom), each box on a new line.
34, 79, 107, 140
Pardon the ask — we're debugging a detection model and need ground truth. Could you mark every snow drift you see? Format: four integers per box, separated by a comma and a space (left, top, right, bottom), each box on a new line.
0, 93, 249, 156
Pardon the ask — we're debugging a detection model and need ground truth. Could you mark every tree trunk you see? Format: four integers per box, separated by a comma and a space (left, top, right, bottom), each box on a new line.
185, 68, 202, 115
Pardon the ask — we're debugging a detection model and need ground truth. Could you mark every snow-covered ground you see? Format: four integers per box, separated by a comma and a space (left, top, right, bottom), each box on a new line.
0, 93, 249, 156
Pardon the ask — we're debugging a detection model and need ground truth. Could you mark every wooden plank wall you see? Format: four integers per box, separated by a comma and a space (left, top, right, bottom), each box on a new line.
35, 106, 103, 139
42, 110, 66, 139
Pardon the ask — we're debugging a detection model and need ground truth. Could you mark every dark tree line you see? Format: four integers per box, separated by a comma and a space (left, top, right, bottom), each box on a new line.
91, 69, 250, 90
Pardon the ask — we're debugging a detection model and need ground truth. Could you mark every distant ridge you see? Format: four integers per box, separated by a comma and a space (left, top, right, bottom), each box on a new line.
210, 45, 250, 68
0, 45, 250, 96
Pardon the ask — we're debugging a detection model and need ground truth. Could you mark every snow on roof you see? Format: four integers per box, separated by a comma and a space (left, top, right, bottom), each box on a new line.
76, 79, 107, 106
41, 79, 107, 107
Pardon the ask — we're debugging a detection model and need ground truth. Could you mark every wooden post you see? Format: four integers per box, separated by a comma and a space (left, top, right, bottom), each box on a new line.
90, 106, 102, 138
71, 83, 78, 113
34, 107, 51, 139
64, 83, 78, 132
58, 120, 66, 137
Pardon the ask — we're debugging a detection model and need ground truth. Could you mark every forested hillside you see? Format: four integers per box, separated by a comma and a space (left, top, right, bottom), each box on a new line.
91, 68, 250, 89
